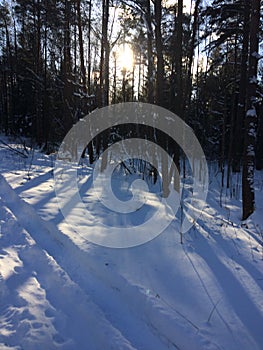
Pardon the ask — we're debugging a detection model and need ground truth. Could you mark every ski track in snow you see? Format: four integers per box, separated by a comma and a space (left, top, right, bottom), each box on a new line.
0, 176, 175, 350
0, 145, 263, 349
0, 175, 211, 350
0, 188, 135, 350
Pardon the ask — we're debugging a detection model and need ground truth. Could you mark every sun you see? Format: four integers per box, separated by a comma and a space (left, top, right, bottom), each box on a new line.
118, 44, 134, 71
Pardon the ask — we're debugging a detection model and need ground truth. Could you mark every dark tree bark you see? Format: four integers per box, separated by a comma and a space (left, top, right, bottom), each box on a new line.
256, 104, 263, 170
170, 0, 183, 192
145, 0, 154, 104
43, 1, 49, 149
154, 0, 165, 106
35, 0, 44, 144
76, 0, 87, 95
62, 0, 74, 133
242, 0, 260, 220
99, 0, 110, 108
0, 7, 14, 133
184, 0, 201, 119
232, 0, 251, 172
98, 0, 110, 171
227, 33, 238, 188
87, 0, 92, 95
173, 0, 183, 117
154, 0, 169, 195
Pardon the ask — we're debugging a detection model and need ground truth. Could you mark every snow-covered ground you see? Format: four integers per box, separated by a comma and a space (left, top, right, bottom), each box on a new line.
0, 136, 263, 350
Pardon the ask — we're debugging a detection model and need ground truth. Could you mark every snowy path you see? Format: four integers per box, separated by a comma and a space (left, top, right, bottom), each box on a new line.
0, 175, 210, 349
0, 175, 181, 349
0, 147, 263, 349
0, 176, 140, 349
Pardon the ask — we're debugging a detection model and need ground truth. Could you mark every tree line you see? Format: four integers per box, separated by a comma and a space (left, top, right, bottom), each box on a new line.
0, 0, 262, 220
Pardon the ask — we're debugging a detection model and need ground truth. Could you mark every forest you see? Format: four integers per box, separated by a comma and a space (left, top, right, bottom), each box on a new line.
0, 0, 262, 220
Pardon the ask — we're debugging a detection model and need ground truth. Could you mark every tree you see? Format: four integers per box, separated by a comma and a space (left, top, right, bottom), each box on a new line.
61, 0, 74, 134
172, 0, 183, 117
0, 1, 14, 133
184, 0, 201, 120
200, 0, 251, 173
98, 0, 110, 107
232, 1, 251, 172
242, 0, 261, 220
76, 0, 87, 96
154, 0, 165, 106
145, 0, 154, 104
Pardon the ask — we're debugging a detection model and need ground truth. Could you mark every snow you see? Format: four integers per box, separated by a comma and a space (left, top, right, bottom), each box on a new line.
249, 76, 258, 84
251, 51, 263, 60
247, 145, 255, 157
248, 129, 256, 137
246, 108, 257, 118
0, 136, 263, 349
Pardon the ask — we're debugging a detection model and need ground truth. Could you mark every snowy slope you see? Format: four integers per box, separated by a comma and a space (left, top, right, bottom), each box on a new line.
0, 138, 263, 350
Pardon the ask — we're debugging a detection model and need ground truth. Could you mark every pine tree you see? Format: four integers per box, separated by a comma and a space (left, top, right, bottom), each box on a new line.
242, 0, 261, 220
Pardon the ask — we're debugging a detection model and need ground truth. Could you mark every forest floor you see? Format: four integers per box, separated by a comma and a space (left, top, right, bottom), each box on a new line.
0, 136, 263, 350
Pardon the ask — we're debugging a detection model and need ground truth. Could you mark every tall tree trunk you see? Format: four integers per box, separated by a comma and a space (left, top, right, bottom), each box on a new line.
112, 51, 117, 104
87, 0, 92, 95
227, 33, 238, 188
232, 0, 250, 172
184, 0, 201, 119
173, 0, 183, 117
138, 49, 142, 100
76, 0, 87, 95
99, 0, 110, 108
35, 0, 43, 144
63, 0, 73, 134
145, 0, 154, 104
256, 103, 263, 170
242, 0, 260, 220
99, 0, 110, 171
43, 2, 49, 149
154, 0, 165, 106
170, 0, 183, 192
3, 16, 13, 133
154, 0, 169, 196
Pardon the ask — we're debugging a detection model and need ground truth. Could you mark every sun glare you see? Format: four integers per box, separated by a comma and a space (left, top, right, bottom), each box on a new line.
118, 44, 134, 71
